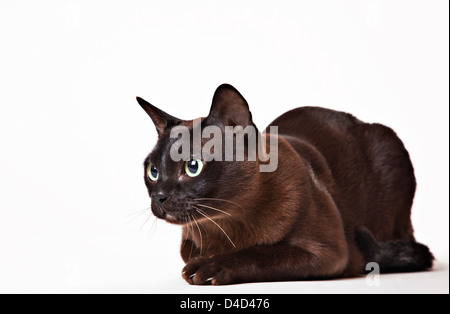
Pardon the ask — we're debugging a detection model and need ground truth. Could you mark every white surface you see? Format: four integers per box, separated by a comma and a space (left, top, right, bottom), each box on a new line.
0, 1, 448, 293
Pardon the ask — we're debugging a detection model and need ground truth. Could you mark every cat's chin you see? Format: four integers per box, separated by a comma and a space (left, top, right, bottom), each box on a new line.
165, 213, 180, 224
153, 206, 188, 225
163, 213, 188, 225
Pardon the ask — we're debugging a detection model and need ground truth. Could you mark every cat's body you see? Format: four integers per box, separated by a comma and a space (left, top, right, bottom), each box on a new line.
137, 84, 433, 285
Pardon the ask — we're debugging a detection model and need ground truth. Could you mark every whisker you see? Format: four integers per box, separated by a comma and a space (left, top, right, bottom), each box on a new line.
192, 206, 236, 248
187, 214, 194, 260
181, 216, 188, 251
148, 215, 158, 238
193, 198, 246, 211
121, 207, 151, 230
191, 212, 203, 255
184, 213, 194, 236
124, 207, 150, 217
139, 212, 153, 233
194, 203, 231, 217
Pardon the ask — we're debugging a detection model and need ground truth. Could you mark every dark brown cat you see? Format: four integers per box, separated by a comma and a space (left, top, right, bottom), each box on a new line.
136, 84, 433, 285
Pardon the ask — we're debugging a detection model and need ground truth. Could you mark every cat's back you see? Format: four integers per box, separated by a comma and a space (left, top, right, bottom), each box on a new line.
267, 106, 416, 241
266, 106, 366, 178
267, 106, 362, 138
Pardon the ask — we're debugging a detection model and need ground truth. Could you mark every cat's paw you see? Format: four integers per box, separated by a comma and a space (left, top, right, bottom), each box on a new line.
182, 256, 236, 285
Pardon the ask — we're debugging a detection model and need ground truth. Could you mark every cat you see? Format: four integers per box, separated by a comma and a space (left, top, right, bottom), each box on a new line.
136, 84, 433, 285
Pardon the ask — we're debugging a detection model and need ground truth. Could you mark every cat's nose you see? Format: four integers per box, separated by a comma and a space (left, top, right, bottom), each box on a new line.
153, 193, 169, 206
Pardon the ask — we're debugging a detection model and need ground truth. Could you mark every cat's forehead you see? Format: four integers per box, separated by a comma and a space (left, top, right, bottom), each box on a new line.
159, 117, 207, 144
149, 131, 182, 162
147, 119, 198, 163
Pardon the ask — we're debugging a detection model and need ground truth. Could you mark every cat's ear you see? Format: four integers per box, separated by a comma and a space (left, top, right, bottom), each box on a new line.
136, 96, 181, 136
204, 84, 254, 128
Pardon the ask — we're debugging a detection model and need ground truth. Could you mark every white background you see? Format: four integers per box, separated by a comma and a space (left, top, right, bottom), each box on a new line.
0, 0, 448, 293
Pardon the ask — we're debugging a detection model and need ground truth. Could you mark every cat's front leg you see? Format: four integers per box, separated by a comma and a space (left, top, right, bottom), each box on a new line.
182, 243, 348, 285
180, 238, 202, 263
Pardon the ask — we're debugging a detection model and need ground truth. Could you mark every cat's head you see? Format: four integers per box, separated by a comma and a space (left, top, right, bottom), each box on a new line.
137, 84, 262, 224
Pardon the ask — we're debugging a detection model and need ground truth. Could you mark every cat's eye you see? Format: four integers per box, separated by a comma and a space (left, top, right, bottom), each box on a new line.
147, 164, 159, 181
184, 158, 203, 177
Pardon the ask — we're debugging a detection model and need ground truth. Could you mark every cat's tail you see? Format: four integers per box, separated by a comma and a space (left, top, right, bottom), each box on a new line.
355, 227, 434, 273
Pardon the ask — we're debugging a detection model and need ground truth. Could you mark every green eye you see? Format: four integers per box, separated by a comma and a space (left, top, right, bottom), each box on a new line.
184, 158, 203, 177
147, 164, 159, 181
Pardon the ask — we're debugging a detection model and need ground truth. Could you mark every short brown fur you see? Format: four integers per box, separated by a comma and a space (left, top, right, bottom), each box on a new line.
136, 84, 433, 285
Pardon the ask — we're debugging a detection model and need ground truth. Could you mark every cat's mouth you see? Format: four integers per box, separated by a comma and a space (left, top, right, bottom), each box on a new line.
152, 198, 234, 225
157, 209, 197, 225
151, 200, 196, 225
165, 213, 181, 223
